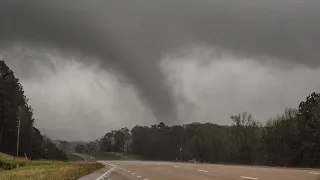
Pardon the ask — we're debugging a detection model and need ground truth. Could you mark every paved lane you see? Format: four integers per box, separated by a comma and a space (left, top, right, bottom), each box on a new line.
93, 161, 320, 180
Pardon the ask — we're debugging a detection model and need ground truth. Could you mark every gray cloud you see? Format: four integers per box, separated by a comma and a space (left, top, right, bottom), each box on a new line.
0, 0, 177, 122
2, 50, 157, 141
161, 46, 320, 125
1, 0, 320, 139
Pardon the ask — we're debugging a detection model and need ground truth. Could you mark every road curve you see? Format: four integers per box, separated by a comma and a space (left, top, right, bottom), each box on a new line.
80, 161, 320, 180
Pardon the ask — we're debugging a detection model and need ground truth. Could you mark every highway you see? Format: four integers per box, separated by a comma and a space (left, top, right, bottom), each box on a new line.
79, 161, 320, 180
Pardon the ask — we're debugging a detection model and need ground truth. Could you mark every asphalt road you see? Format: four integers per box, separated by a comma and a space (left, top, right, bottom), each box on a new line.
79, 161, 320, 180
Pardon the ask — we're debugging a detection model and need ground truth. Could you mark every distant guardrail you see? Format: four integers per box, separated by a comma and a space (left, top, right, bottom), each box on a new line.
68, 153, 87, 162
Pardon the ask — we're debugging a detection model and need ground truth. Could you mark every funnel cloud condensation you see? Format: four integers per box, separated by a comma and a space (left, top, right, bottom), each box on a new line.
1, 0, 320, 140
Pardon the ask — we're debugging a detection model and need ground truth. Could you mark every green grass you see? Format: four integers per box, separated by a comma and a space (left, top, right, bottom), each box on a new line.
86, 152, 121, 160
0, 153, 28, 170
66, 154, 85, 162
0, 153, 103, 180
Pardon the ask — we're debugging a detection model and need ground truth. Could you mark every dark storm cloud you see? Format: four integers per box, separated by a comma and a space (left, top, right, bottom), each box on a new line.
0, 0, 176, 122
1, 0, 320, 123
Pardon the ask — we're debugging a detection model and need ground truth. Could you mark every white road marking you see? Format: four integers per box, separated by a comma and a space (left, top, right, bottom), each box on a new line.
95, 162, 116, 180
198, 170, 208, 173
137, 176, 141, 178
310, 172, 320, 175
132, 173, 135, 175
173, 166, 179, 168
240, 176, 259, 180
143, 179, 149, 180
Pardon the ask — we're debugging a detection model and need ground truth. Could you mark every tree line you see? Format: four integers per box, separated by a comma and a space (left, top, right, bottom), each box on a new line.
0, 61, 66, 160
96, 92, 320, 167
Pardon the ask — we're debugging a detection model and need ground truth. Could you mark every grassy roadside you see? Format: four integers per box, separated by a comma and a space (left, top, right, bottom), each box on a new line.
0, 153, 103, 180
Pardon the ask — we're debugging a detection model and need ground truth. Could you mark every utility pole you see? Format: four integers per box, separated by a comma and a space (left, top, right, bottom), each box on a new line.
16, 106, 21, 158
16, 115, 21, 157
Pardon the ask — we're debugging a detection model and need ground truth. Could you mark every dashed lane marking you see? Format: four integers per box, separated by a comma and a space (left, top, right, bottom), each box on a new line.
240, 176, 259, 180
198, 170, 208, 173
137, 176, 141, 178
173, 166, 179, 168
310, 172, 320, 175
132, 173, 135, 175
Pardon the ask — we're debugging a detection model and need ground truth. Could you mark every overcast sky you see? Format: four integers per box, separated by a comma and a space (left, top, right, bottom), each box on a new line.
1, 0, 320, 141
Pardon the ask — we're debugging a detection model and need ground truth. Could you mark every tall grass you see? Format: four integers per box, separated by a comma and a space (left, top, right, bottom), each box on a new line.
0, 153, 103, 180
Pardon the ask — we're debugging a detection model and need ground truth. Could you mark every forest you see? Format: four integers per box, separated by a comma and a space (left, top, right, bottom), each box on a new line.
0, 61, 66, 160
95, 94, 320, 167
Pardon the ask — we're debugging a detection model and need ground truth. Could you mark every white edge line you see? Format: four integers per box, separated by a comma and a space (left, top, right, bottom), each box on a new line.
310, 172, 320, 175
240, 176, 259, 180
96, 166, 115, 180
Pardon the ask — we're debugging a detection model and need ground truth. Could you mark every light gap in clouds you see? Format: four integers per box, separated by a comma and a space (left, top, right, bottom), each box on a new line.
161, 45, 320, 125
2, 49, 156, 141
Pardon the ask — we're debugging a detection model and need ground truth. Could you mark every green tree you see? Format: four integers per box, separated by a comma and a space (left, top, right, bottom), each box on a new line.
30, 127, 43, 159
59, 141, 70, 153
86, 141, 99, 153
230, 112, 261, 164
0, 61, 27, 155
0, 61, 67, 160
99, 132, 114, 152
75, 144, 87, 154
18, 105, 35, 158
261, 108, 299, 166
297, 92, 320, 166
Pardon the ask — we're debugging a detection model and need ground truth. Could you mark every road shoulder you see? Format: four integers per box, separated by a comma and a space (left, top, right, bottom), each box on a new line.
77, 165, 110, 180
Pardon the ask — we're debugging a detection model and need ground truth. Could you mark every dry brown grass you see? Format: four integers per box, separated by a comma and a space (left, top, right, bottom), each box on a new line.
0, 153, 103, 180
0, 162, 103, 180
